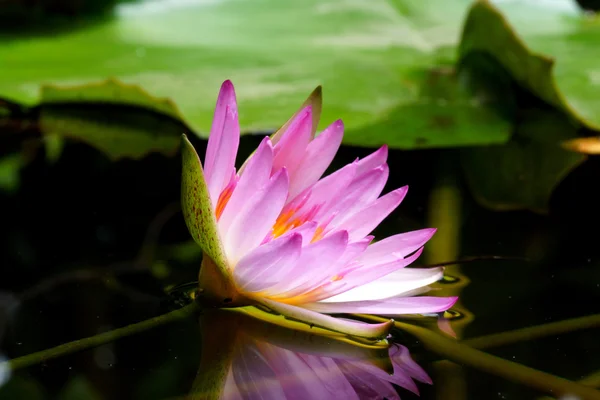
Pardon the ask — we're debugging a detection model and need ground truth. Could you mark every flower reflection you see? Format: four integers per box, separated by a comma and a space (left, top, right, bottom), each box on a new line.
192, 309, 430, 400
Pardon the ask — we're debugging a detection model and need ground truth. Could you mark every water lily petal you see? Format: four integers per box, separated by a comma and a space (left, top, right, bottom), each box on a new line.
285, 221, 318, 246
318, 267, 444, 303
275, 236, 373, 301
336, 186, 408, 242
204, 80, 240, 206
263, 230, 349, 297
271, 86, 322, 144
357, 228, 436, 267
255, 297, 393, 339
289, 159, 357, 215
225, 169, 289, 263
272, 106, 313, 180
304, 296, 458, 316
355, 145, 388, 175
288, 120, 344, 199
235, 233, 302, 293
219, 137, 274, 236
326, 165, 389, 230
306, 247, 425, 303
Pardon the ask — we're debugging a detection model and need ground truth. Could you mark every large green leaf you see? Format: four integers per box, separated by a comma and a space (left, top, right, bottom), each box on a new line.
461, 108, 586, 213
460, 0, 600, 129
0, 0, 510, 149
37, 80, 190, 159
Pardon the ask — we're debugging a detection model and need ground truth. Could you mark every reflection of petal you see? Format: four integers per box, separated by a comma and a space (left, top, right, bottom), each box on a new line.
390, 345, 432, 385
257, 344, 333, 400
194, 310, 430, 400
232, 343, 286, 400
338, 362, 400, 399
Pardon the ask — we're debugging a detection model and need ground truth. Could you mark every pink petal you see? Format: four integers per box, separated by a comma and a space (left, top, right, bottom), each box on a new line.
337, 186, 408, 242
272, 106, 313, 180
290, 160, 358, 216
326, 165, 389, 229
264, 230, 349, 298
204, 80, 240, 206
355, 145, 387, 175
319, 267, 444, 303
288, 120, 344, 199
254, 297, 393, 339
357, 228, 436, 267
276, 236, 372, 301
303, 296, 458, 316
234, 233, 303, 293
225, 169, 289, 263
306, 247, 425, 303
284, 221, 318, 246
219, 137, 274, 237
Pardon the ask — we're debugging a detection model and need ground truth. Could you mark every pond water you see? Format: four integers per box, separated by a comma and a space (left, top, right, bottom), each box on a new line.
0, 130, 598, 400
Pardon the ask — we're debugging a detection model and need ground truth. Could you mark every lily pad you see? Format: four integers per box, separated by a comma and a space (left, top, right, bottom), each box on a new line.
39, 104, 186, 160
459, 0, 600, 129
461, 108, 586, 213
0, 0, 510, 149
36, 80, 190, 159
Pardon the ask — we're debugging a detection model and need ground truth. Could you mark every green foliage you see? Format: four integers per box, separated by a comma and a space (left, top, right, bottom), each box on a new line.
461, 109, 586, 212
0, 0, 510, 151
1, 0, 599, 210
460, 0, 600, 129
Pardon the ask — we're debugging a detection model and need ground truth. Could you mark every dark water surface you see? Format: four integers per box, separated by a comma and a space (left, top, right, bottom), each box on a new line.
0, 132, 599, 399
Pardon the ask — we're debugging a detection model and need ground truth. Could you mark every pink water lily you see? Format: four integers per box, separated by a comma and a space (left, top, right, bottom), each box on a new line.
181, 80, 457, 339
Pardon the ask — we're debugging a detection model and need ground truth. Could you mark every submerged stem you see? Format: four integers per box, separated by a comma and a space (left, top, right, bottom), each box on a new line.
462, 313, 600, 350
357, 315, 600, 400
2, 303, 198, 371
538, 369, 600, 400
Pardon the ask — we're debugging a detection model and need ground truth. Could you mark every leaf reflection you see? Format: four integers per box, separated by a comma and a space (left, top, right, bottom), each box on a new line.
191, 309, 430, 400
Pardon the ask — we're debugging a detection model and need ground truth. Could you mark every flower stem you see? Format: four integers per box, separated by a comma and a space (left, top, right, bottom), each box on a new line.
537, 369, 600, 400
2, 302, 198, 371
463, 313, 600, 350
427, 152, 468, 400
357, 315, 600, 399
